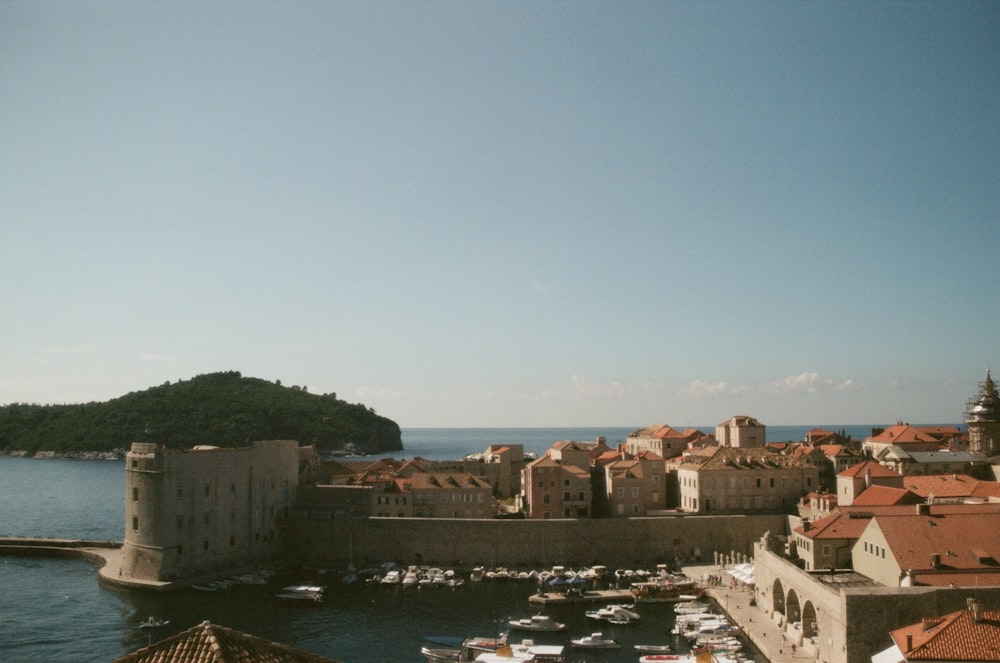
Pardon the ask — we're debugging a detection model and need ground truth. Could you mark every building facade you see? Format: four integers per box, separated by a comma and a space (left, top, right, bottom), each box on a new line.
676, 446, 818, 514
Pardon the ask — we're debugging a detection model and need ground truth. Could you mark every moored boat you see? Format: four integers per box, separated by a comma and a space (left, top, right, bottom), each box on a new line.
276, 584, 325, 603
570, 632, 620, 649
508, 614, 567, 632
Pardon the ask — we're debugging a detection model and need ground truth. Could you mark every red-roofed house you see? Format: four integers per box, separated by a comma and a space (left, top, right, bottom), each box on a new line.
837, 460, 903, 506
902, 474, 1000, 503
854, 511, 1000, 587
625, 424, 707, 460
792, 510, 874, 570
877, 600, 1000, 663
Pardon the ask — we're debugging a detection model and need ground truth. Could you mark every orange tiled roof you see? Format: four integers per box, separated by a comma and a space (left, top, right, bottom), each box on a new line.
796, 511, 872, 540
868, 425, 961, 445
891, 605, 1000, 661
876, 512, 1000, 573
852, 484, 922, 507
112, 621, 342, 663
839, 460, 901, 479
903, 474, 984, 498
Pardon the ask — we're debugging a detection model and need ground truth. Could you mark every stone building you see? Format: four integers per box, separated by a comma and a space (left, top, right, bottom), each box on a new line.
121, 440, 301, 583
676, 446, 818, 514
716, 415, 765, 448
601, 453, 667, 516
624, 423, 707, 459
966, 369, 1000, 458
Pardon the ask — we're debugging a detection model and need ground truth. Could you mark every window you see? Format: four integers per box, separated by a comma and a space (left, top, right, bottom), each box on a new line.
204, 486, 210, 496
230, 536, 236, 546
631, 487, 639, 498
756, 478, 762, 488
131, 459, 137, 468
176, 516, 184, 528
132, 517, 139, 531
617, 487, 625, 498
564, 479, 570, 487
543, 494, 550, 504
769, 478, 775, 488
132, 487, 139, 501
203, 541, 209, 551
564, 492, 570, 500
177, 487, 183, 499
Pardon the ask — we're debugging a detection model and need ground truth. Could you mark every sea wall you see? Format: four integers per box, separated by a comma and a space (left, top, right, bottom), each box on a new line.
281, 513, 786, 569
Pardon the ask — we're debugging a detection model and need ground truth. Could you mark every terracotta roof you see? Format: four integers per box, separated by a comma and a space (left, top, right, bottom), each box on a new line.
890, 605, 1000, 661
408, 473, 492, 490
796, 511, 873, 540
112, 621, 342, 663
903, 474, 984, 498
853, 485, 922, 507
875, 512, 1000, 573
868, 425, 961, 445
839, 459, 901, 478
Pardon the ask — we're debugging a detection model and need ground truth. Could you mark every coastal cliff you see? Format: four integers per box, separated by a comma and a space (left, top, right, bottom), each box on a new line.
0, 371, 402, 457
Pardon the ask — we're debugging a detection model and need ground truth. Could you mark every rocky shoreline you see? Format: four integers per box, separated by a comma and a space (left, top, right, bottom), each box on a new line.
2, 449, 126, 460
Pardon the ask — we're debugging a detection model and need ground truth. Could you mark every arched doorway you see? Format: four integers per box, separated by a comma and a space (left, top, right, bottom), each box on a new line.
771, 578, 786, 617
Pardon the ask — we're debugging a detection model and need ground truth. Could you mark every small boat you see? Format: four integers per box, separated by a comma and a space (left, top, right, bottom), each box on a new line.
508, 614, 568, 632
635, 644, 673, 654
276, 584, 325, 602
585, 604, 640, 623
570, 632, 620, 649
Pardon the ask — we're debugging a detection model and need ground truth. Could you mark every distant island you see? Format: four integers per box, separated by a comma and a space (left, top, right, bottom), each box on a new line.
0, 371, 402, 458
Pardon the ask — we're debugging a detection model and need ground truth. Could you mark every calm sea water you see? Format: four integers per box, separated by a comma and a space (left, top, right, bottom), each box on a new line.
0, 425, 910, 662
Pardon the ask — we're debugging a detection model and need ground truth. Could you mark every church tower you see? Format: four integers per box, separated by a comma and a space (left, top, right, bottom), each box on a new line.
965, 369, 1000, 457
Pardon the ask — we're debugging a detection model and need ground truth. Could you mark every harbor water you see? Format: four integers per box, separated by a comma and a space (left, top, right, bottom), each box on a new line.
0, 425, 886, 662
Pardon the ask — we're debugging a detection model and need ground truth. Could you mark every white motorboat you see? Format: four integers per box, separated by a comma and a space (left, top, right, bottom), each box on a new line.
585, 604, 640, 623
570, 632, 620, 649
508, 614, 567, 632
634, 644, 673, 654
276, 584, 325, 602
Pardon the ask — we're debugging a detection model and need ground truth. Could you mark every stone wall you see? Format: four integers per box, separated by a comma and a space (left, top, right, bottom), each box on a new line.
281, 512, 786, 569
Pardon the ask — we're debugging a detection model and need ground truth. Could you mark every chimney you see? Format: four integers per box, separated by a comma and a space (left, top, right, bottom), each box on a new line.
906, 634, 913, 652
803, 520, 811, 532
916, 503, 930, 515
931, 553, 941, 569
972, 600, 983, 623
865, 468, 872, 487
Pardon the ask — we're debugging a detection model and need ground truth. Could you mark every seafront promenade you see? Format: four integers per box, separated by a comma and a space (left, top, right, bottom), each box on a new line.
683, 563, 808, 663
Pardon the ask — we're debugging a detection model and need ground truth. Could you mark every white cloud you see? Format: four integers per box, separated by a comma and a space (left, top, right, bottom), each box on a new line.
766, 372, 859, 395
682, 379, 748, 399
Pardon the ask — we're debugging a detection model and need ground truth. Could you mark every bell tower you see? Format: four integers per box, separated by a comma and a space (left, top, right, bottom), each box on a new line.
965, 369, 1000, 457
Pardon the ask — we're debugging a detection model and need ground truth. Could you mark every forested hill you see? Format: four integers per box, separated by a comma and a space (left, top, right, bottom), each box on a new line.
0, 371, 402, 456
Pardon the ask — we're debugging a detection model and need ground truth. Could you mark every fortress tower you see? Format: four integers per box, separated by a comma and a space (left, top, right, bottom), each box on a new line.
965, 369, 1000, 458
121, 440, 300, 583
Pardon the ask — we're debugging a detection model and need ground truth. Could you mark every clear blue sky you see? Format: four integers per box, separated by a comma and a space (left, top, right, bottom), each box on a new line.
2, 1, 998, 428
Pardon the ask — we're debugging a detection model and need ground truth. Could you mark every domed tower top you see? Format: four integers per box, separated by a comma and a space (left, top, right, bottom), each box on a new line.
965, 368, 1000, 424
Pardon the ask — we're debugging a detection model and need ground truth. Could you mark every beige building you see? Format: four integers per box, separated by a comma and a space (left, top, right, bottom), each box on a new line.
603, 455, 667, 516
121, 440, 301, 583
407, 473, 497, 519
676, 446, 818, 514
966, 369, 1000, 457
716, 415, 765, 448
